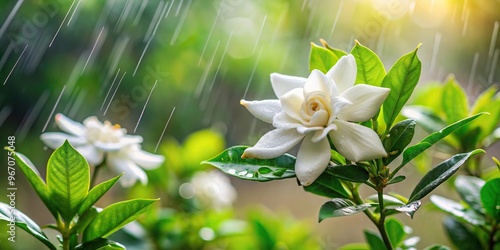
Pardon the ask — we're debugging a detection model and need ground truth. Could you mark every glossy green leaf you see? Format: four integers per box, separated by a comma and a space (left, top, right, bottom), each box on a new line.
320, 39, 348, 58
409, 149, 484, 203
430, 195, 485, 226
424, 244, 452, 250
303, 172, 350, 199
393, 200, 422, 219
441, 77, 469, 124
78, 175, 122, 216
0, 202, 57, 250
309, 42, 340, 73
444, 217, 483, 250
338, 243, 370, 250
469, 85, 500, 142
480, 178, 500, 220
318, 198, 371, 222
47, 141, 90, 222
75, 238, 126, 250
455, 176, 485, 214
367, 194, 406, 214
381, 45, 421, 129
364, 230, 386, 250
350, 40, 386, 86
83, 199, 158, 242
387, 176, 406, 185
395, 113, 485, 175
402, 106, 447, 134
7, 150, 57, 217
383, 119, 416, 165
326, 165, 369, 183
77, 207, 99, 234
203, 146, 296, 182
385, 218, 406, 247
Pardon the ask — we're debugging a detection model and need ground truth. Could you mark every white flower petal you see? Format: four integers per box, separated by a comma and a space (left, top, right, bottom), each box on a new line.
270, 73, 307, 98
296, 126, 322, 134
311, 123, 337, 143
272, 111, 302, 129
127, 146, 165, 170
75, 144, 104, 165
280, 88, 306, 123
308, 109, 329, 127
240, 99, 281, 123
303, 70, 331, 96
338, 84, 390, 122
295, 134, 331, 186
94, 135, 143, 151
107, 156, 148, 187
40, 132, 87, 149
82, 116, 104, 129
55, 114, 86, 136
329, 120, 387, 162
326, 54, 357, 94
242, 128, 304, 159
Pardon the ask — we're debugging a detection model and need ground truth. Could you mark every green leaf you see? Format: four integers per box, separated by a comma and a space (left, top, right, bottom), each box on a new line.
381, 45, 422, 129
387, 176, 406, 185
78, 175, 122, 216
320, 39, 348, 58
326, 165, 369, 183
396, 113, 485, 173
203, 146, 296, 182
364, 230, 386, 250
455, 176, 485, 214
469, 85, 500, 142
383, 119, 416, 165
443, 217, 483, 250
385, 218, 406, 247
367, 194, 406, 214
83, 199, 158, 242
309, 42, 340, 73
0, 202, 57, 250
338, 243, 370, 250
408, 149, 485, 203
7, 150, 57, 217
480, 178, 500, 220
75, 238, 126, 250
402, 106, 447, 134
318, 198, 371, 222
441, 76, 469, 124
350, 40, 386, 86
393, 200, 422, 219
47, 141, 90, 222
430, 195, 485, 226
424, 244, 452, 250
303, 172, 350, 199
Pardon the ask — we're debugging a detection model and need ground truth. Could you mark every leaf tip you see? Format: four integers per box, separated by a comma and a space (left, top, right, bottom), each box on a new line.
471, 149, 486, 156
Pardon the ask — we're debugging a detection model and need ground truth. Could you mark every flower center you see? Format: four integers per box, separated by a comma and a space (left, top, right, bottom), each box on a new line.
87, 121, 123, 143
301, 91, 331, 127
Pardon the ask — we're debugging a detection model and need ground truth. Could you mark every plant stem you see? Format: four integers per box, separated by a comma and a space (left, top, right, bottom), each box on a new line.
90, 161, 106, 187
487, 222, 499, 250
377, 190, 393, 250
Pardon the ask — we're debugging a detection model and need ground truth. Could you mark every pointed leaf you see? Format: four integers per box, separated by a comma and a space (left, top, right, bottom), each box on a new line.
326, 164, 369, 183
0, 202, 57, 250
75, 238, 126, 250
480, 178, 500, 220
395, 113, 485, 175
47, 141, 90, 221
455, 176, 485, 214
385, 218, 406, 247
387, 176, 406, 185
319, 198, 371, 222
78, 175, 122, 216
430, 195, 485, 226
381, 45, 422, 129
203, 146, 296, 182
320, 39, 348, 58
469, 85, 500, 142
441, 77, 469, 124
364, 230, 386, 250
367, 194, 406, 214
393, 200, 422, 219
309, 42, 340, 73
350, 40, 386, 86
383, 119, 416, 165
83, 199, 158, 242
402, 106, 447, 134
409, 149, 485, 203
443, 217, 483, 250
6, 149, 57, 217
303, 172, 350, 199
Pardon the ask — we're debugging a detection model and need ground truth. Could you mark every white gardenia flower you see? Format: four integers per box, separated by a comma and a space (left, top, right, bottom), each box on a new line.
40, 113, 164, 187
240, 55, 390, 186
188, 170, 237, 210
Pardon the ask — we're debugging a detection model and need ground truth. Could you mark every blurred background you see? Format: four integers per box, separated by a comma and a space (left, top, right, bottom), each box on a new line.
0, 0, 499, 249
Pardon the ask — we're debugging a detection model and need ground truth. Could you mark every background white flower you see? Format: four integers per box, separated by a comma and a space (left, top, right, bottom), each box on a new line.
241, 55, 390, 186
40, 113, 164, 187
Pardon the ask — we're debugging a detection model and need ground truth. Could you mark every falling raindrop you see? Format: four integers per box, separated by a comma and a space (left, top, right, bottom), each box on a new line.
49, 0, 76, 47
104, 71, 127, 115
154, 106, 176, 152
430, 32, 442, 74
3, 44, 28, 86
134, 80, 157, 133
0, 0, 23, 40
42, 85, 67, 132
